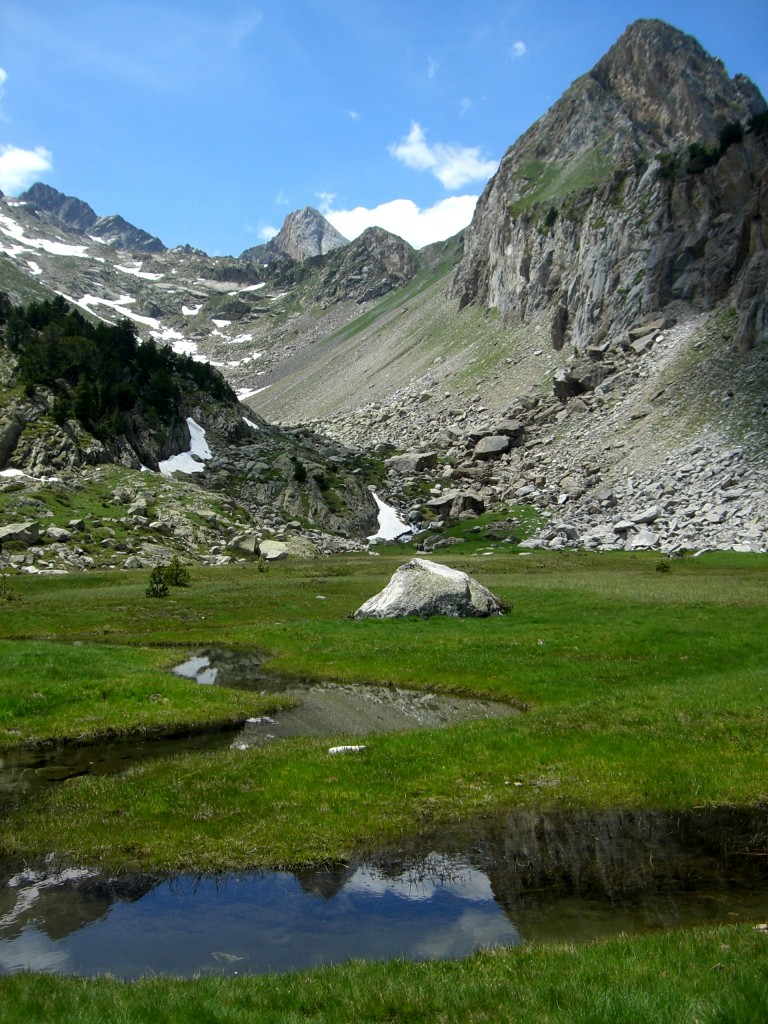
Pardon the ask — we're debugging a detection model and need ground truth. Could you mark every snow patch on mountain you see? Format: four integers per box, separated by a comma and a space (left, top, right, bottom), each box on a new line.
158, 418, 211, 476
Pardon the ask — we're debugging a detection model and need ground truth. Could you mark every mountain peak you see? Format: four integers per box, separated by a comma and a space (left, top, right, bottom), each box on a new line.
588, 18, 766, 150
19, 182, 166, 253
241, 206, 348, 264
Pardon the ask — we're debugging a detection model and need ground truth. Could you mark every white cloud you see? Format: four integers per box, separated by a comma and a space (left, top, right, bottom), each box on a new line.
320, 194, 479, 250
511, 40, 527, 58
389, 122, 497, 190
427, 58, 438, 80
257, 224, 279, 242
0, 144, 53, 195
0, 67, 7, 117
315, 190, 336, 210
348, 110, 360, 121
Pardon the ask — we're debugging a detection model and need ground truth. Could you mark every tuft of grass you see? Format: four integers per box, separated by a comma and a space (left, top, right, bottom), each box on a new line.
0, 924, 766, 1023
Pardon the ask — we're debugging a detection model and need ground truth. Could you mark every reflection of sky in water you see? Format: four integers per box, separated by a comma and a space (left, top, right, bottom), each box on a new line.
0, 863, 520, 979
0, 926, 72, 975
345, 856, 496, 903
172, 656, 218, 685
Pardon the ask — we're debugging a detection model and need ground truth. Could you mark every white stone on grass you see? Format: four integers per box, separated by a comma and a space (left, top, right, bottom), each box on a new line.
354, 557, 503, 620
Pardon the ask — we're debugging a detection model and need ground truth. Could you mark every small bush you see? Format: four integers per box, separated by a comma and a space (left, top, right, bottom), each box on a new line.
655, 559, 672, 574
145, 557, 190, 597
0, 574, 20, 602
655, 153, 678, 180
719, 120, 744, 154
163, 556, 191, 587
686, 141, 720, 174
146, 566, 169, 598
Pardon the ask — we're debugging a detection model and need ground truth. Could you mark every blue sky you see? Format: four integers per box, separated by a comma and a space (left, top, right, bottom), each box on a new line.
1, 0, 766, 255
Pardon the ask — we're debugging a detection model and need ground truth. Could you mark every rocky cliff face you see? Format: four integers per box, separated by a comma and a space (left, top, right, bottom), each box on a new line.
241, 206, 348, 264
450, 19, 768, 352
314, 227, 418, 304
19, 183, 166, 253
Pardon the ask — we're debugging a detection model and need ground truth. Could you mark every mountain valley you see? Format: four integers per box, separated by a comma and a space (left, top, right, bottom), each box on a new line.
0, 18, 766, 574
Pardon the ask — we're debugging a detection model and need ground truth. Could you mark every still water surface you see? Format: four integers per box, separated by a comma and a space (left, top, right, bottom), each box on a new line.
1, 807, 766, 979
1, 649, 766, 978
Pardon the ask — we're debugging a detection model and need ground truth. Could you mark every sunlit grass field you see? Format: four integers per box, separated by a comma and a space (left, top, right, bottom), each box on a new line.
0, 549, 766, 1020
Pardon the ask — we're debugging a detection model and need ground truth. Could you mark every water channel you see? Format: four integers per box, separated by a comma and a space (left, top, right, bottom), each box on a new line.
1, 649, 766, 979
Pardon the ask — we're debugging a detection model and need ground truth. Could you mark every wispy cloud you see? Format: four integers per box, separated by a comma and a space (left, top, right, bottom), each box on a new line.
315, 191, 336, 210
257, 224, 279, 242
510, 40, 527, 58
427, 57, 438, 80
459, 97, 473, 117
389, 122, 497, 190
348, 110, 361, 121
319, 194, 479, 249
0, 68, 7, 119
0, 144, 53, 194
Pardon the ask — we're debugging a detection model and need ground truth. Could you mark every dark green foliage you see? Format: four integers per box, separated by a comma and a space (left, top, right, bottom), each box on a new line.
748, 110, 768, 136
0, 297, 236, 444
655, 153, 678, 180
146, 557, 191, 597
544, 206, 558, 228
145, 567, 169, 598
0, 575, 20, 602
718, 120, 744, 153
292, 458, 307, 483
163, 556, 191, 587
686, 141, 720, 174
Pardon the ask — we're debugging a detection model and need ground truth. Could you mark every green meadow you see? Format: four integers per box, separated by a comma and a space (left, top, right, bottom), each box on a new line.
0, 549, 766, 1020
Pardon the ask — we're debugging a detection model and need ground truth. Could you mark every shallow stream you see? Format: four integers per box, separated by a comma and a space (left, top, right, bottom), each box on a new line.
1, 649, 766, 978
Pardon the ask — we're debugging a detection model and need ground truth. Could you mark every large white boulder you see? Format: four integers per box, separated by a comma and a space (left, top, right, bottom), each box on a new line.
353, 557, 503, 620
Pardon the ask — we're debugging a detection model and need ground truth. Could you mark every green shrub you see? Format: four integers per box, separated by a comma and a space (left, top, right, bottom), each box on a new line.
145, 566, 169, 598
718, 120, 744, 154
163, 556, 191, 587
145, 557, 190, 597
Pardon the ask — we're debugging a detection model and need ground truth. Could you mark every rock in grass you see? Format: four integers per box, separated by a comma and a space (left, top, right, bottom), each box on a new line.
353, 557, 503, 620
258, 539, 288, 560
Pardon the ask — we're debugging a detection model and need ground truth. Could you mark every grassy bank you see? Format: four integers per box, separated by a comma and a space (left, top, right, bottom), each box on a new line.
1, 551, 766, 868
0, 551, 766, 1017
0, 925, 766, 1023
0, 639, 295, 748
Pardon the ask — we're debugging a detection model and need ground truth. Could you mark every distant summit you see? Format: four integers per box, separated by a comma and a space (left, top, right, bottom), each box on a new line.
19, 183, 166, 254
241, 206, 348, 264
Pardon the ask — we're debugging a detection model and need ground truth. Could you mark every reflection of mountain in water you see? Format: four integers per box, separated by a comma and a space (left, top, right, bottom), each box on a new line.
1, 807, 766, 978
0, 859, 160, 943
293, 864, 357, 899
358, 807, 768, 923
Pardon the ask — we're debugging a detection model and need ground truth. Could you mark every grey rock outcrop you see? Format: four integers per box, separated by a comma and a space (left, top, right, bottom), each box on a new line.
450, 19, 767, 352
354, 558, 503, 619
315, 227, 418, 304
19, 183, 166, 253
241, 206, 348, 264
